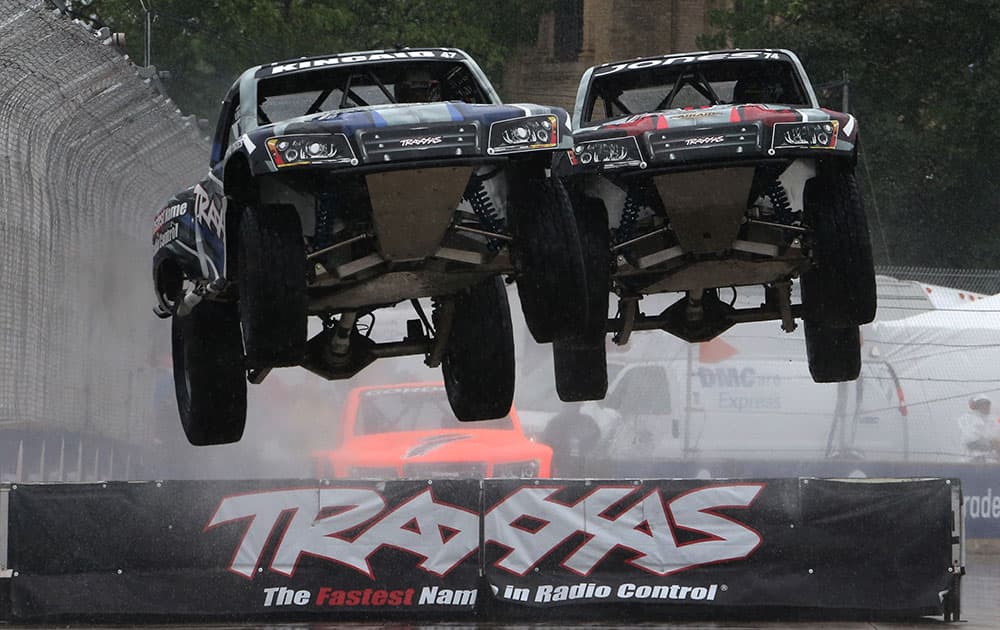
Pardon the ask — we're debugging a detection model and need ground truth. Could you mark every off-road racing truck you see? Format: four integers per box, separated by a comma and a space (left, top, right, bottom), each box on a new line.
312, 383, 553, 479
553, 49, 876, 400
152, 48, 584, 445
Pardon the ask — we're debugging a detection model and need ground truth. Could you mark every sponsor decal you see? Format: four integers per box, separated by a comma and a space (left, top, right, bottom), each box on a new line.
269, 50, 460, 75
594, 51, 783, 77
964, 486, 1000, 520
697, 367, 781, 388
672, 111, 718, 120
485, 483, 765, 577
152, 223, 179, 250
240, 133, 257, 155
695, 367, 782, 412
684, 135, 725, 146
152, 201, 188, 233
193, 183, 225, 239
399, 136, 444, 147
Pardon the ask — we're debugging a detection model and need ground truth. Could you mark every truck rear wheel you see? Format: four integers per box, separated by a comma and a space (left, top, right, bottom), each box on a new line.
553, 196, 610, 402
238, 203, 307, 367
172, 301, 247, 445
800, 162, 877, 327
804, 320, 861, 383
553, 338, 608, 402
510, 174, 588, 343
441, 276, 515, 421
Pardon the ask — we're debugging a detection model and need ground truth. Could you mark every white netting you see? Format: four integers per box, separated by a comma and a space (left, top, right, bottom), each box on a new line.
0, 0, 208, 446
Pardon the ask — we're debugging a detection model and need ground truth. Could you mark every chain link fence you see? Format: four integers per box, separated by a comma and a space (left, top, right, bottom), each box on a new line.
875, 266, 1000, 296
0, 0, 209, 477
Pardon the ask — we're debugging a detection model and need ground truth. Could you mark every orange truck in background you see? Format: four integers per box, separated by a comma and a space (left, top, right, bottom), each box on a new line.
313, 383, 552, 479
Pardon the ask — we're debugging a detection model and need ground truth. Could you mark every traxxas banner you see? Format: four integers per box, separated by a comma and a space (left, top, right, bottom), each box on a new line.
482, 478, 957, 613
6, 480, 481, 619
1, 478, 959, 620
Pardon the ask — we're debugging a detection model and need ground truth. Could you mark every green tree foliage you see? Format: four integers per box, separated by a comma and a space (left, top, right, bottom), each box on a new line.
701, 0, 1000, 267
71, 0, 548, 123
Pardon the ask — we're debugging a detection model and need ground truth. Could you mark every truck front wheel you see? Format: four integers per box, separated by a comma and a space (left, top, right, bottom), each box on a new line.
441, 277, 516, 421
172, 301, 247, 445
509, 175, 588, 343
800, 162, 877, 327
552, 196, 610, 402
804, 320, 861, 383
238, 203, 307, 367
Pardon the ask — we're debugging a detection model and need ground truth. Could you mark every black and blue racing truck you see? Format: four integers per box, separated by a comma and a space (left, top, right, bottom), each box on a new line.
151, 48, 586, 445
553, 49, 877, 401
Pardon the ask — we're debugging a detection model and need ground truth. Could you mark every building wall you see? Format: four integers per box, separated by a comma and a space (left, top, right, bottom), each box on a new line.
503, 0, 729, 111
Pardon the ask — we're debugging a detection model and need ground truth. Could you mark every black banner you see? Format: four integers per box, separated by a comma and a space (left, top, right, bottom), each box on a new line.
6, 479, 481, 619
482, 478, 956, 613
1, 478, 959, 620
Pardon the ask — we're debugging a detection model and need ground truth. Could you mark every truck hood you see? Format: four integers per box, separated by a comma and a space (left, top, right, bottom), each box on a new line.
250, 101, 563, 139
321, 429, 550, 466
557, 103, 856, 175
240, 101, 571, 173
574, 103, 854, 140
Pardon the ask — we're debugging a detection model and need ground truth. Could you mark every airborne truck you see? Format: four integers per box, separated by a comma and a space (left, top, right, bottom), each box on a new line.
151, 48, 587, 445
554, 49, 877, 401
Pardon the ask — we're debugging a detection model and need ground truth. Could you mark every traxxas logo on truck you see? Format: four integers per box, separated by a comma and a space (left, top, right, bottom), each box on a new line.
206, 483, 765, 580
399, 136, 444, 147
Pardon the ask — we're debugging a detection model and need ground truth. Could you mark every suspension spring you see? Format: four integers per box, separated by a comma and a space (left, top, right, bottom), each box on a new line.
766, 180, 795, 225
463, 175, 503, 252
616, 184, 641, 244
314, 192, 337, 250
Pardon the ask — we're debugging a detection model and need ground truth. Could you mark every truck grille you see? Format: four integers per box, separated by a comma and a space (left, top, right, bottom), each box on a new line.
347, 466, 400, 479
358, 122, 480, 164
645, 122, 762, 163
402, 462, 488, 479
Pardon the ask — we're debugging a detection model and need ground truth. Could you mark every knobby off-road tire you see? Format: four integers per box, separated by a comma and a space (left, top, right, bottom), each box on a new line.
553, 196, 611, 402
172, 300, 247, 445
441, 276, 516, 421
804, 320, 861, 383
238, 203, 307, 367
800, 162, 877, 327
509, 174, 588, 344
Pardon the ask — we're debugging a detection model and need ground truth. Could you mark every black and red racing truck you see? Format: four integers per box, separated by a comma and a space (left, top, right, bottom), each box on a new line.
553, 49, 876, 401
151, 48, 587, 445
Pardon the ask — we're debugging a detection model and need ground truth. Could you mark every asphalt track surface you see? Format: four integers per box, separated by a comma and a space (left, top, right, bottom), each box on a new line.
3, 553, 996, 629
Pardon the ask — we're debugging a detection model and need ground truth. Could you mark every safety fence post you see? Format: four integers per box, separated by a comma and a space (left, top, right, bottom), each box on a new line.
1, 485, 10, 579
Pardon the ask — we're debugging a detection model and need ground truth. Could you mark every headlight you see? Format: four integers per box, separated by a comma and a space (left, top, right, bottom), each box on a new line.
569, 136, 645, 169
492, 460, 540, 478
266, 133, 358, 168
770, 120, 839, 152
487, 115, 559, 154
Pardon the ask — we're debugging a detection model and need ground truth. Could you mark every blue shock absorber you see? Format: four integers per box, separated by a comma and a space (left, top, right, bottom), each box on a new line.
616, 184, 641, 244
314, 191, 337, 250
463, 174, 503, 252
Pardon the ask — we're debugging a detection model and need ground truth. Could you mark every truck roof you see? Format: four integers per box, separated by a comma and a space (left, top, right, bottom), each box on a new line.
252, 47, 474, 79
590, 49, 798, 73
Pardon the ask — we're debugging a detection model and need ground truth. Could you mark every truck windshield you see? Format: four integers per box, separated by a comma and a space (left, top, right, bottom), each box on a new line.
584, 59, 809, 124
354, 386, 514, 435
256, 60, 489, 125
